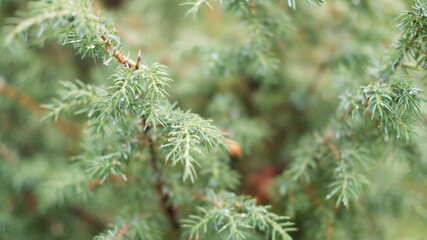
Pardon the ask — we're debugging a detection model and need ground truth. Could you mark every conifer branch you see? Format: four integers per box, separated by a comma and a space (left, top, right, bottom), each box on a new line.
6, 0, 228, 182
5, 9, 72, 44
183, 190, 295, 240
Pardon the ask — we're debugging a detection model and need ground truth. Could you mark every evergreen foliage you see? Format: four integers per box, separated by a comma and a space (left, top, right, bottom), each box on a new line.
1, 0, 427, 239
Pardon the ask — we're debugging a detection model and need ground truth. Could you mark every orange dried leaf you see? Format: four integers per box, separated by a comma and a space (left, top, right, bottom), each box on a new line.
226, 140, 242, 157
88, 178, 101, 190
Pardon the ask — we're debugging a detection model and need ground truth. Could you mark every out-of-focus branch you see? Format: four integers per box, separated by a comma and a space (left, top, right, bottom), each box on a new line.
0, 79, 80, 138
0, 141, 18, 164
0, 79, 44, 117
0, 141, 105, 230
69, 205, 108, 231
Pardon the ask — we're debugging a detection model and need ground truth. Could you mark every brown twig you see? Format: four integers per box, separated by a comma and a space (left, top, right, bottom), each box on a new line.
135, 56, 142, 70
326, 142, 341, 162
101, 35, 140, 69
303, 186, 322, 208
323, 133, 342, 162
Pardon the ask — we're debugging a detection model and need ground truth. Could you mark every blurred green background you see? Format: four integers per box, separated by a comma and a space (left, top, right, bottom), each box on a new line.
1, 0, 427, 239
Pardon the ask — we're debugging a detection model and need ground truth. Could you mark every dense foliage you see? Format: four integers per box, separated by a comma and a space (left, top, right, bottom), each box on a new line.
1, 0, 426, 239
